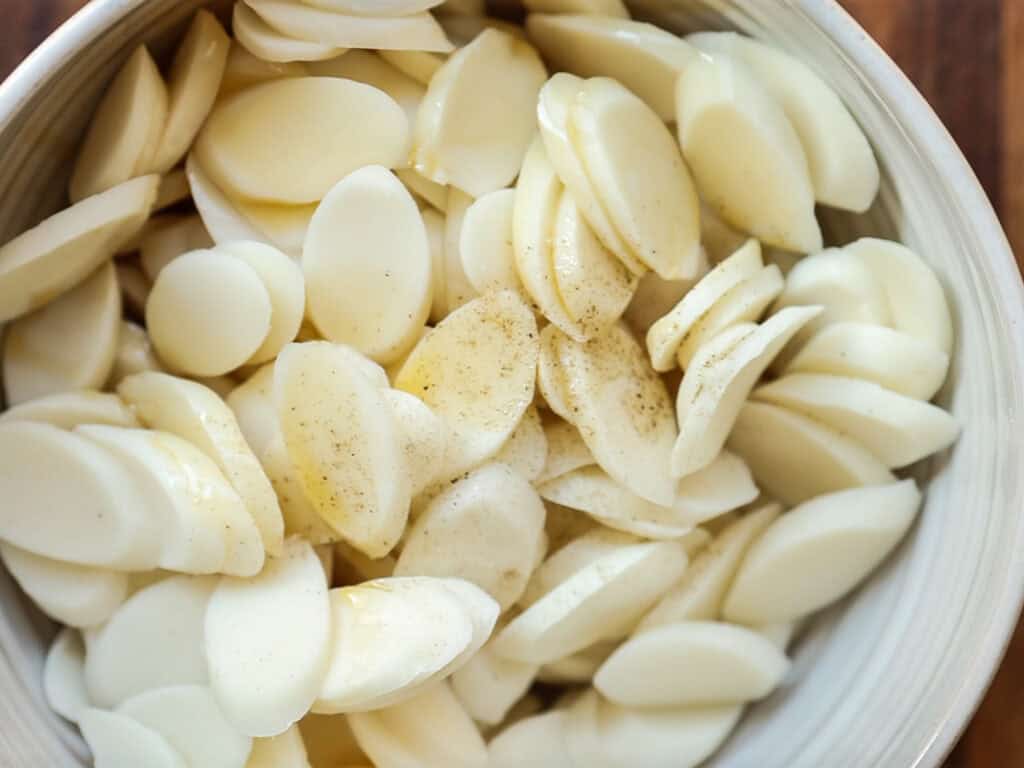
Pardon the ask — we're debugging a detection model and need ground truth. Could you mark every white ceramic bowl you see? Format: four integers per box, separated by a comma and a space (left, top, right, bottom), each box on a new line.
1, 1, 1022, 766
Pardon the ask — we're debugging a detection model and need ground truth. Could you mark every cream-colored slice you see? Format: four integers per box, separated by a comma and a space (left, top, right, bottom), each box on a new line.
229, 200, 316, 258
309, 50, 424, 127
676, 264, 785, 369
672, 306, 821, 478
118, 371, 285, 557
154, 170, 191, 211
245, 0, 454, 51
118, 685, 252, 768
379, 50, 445, 85
383, 389, 448, 496
527, 14, 695, 120
564, 689, 742, 768
314, 577, 487, 713
556, 322, 678, 504
595, 620, 789, 707
451, 640, 538, 725
0, 543, 127, 628
443, 187, 480, 315
85, 575, 215, 707
78, 425, 263, 577
395, 463, 547, 609
536, 640, 615, 684
493, 404, 547, 481
460, 188, 522, 295
536, 417, 594, 483
139, 215, 214, 282
492, 540, 686, 663
785, 321, 949, 400
79, 709, 187, 768
846, 237, 954, 355
0, 422, 161, 570
673, 450, 759, 526
303, 166, 431, 364
147, 249, 272, 377
44, 629, 90, 724
218, 241, 305, 364
0, 389, 138, 429
0, 174, 158, 323
151, 11, 231, 174
196, 77, 409, 204
205, 539, 331, 737
537, 73, 641, 274
70, 46, 168, 202
688, 31, 879, 212
348, 683, 487, 768
421, 209, 448, 324
570, 77, 701, 279
185, 154, 274, 247
728, 400, 894, 507
513, 140, 585, 339
4, 262, 120, 404
234, 3, 346, 63
397, 168, 448, 211
488, 711, 575, 768
413, 29, 547, 196
246, 725, 311, 768
635, 504, 780, 632
276, 342, 411, 556
724, 480, 921, 623
646, 238, 763, 371
220, 43, 309, 97
552, 190, 637, 335
536, 324, 574, 419
395, 290, 539, 478
752, 372, 959, 468
109, 320, 164, 385
676, 52, 821, 253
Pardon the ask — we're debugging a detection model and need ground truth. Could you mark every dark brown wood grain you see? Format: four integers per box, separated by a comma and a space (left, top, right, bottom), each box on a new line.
0, 2, 1021, 766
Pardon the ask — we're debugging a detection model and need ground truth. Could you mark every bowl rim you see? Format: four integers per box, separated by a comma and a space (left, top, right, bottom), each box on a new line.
0, 1, 1022, 766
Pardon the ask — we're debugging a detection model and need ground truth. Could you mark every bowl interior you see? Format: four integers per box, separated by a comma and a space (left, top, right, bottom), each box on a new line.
0, 1, 1022, 766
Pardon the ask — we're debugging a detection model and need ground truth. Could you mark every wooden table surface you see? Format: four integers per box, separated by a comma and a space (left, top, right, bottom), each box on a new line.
1, 1, 1020, 766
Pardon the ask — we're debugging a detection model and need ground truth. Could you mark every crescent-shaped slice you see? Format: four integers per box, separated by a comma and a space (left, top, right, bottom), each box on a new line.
118, 685, 252, 768
395, 463, 546, 609
595, 621, 789, 707
79, 709, 186, 768
784, 321, 949, 400
395, 290, 539, 478
234, 3, 346, 63
688, 31, 879, 212
752, 373, 959, 468
205, 538, 331, 737
536, 417, 594, 484
492, 539, 686, 663
442, 188, 480, 315
185, 154, 274, 247
139, 215, 214, 282
118, 371, 285, 557
219, 43, 309, 96
196, 77, 409, 204
0, 174, 158, 324
676, 52, 821, 253
246, 0, 454, 52
313, 577, 486, 713
0, 422, 160, 570
672, 306, 822, 478
413, 29, 547, 196
846, 237, 954, 355
44, 629, 90, 724
570, 77, 701, 279
0, 542, 128, 628
151, 11, 231, 174
275, 342, 410, 557
397, 168, 448, 211
727, 400, 894, 506
303, 166, 431, 364
493, 404, 548, 481
647, 238, 763, 371
460, 188, 522, 295
557, 322, 678, 504
526, 14, 695, 120
635, 504, 779, 632
69, 46, 168, 202
723, 480, 921, 623
383, 389, 448, 496
451, 640, 538, 725
85, 576, 216, 708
